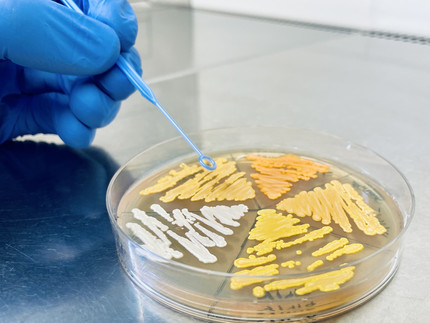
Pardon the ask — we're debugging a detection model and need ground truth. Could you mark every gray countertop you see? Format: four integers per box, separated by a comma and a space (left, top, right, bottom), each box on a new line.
1, 3, 429, 322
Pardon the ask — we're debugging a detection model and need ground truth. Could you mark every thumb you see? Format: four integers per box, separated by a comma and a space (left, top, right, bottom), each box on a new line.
0, 0, 120, 75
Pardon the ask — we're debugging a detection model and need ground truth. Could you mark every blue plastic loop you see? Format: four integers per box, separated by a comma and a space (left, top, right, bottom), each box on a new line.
199, 155, 217, 171
60, 0, 217, 171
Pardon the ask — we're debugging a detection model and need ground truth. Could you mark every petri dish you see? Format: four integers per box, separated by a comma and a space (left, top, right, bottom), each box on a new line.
106, 127, 414, 322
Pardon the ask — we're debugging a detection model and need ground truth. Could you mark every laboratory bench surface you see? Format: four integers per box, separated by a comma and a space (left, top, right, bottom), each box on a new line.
1, 3, 430, 323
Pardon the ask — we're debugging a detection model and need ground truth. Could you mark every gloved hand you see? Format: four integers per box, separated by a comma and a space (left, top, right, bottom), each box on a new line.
0, 0, 141, 148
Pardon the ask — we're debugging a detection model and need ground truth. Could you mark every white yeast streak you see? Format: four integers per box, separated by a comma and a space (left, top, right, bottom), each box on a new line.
126, 222, 183, 259
182, 209, 233, 235
132, 208, 170, 244
167, 230, 217, 263
150, 204, 174, 222
126, 204, 249, 264
201, 205, 248, 227
194, 222, 227, 247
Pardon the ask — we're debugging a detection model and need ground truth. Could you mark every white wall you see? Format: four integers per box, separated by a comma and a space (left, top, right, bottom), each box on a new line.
190, 0, 430, 37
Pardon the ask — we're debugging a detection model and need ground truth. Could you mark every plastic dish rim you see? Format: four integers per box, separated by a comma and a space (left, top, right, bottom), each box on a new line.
106, 126, 415, 279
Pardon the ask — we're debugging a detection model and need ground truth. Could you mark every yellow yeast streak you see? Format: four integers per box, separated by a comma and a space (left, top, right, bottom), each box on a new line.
247, 154, 330, 200
277, 180, 387, 235
141, 158, 256, 203
307, 260, 324, 272
234, 254, 277, 269
312, 238, 349, 257
248, 226, 333, 256
230, 264, 279, 290
281, 260, 301, 269
326, 243, 364, 261
252, 286, 266, 298
140, 163, 201, 195
248, 209, 309, 242
256, 266, 355, 297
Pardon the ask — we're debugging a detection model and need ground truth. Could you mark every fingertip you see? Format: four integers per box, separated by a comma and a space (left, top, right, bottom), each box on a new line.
56, 108, 95, 148
70, 81, 120, 128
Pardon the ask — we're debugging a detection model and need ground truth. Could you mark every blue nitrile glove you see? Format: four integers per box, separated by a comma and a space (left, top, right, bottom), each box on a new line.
0, 0, 141, 148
